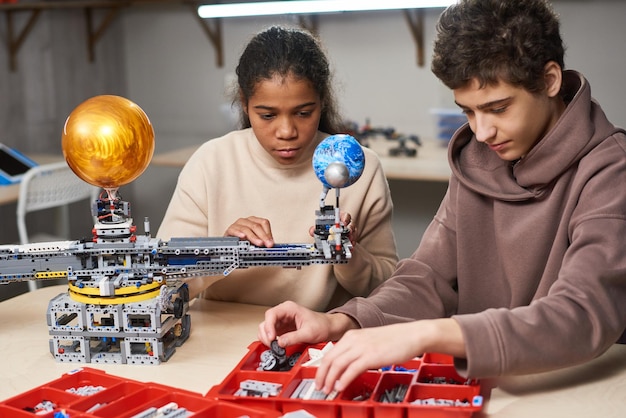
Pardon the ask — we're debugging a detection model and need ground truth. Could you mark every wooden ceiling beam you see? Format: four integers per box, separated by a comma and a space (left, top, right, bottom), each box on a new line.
4, 9, 41, 72
404, 9, 425, 67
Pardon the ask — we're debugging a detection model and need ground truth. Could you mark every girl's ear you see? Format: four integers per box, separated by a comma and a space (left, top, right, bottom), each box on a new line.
239, 90, 248, 114
544, 61, 563, 98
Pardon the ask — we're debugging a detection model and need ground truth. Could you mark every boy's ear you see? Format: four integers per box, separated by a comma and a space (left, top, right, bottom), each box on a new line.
544, 61, 563, 98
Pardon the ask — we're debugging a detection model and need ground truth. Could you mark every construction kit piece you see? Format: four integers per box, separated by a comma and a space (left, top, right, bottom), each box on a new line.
0, 95, 364, 364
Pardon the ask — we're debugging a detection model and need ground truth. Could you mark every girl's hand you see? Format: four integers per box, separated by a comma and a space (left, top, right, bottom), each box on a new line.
225, 216, 274, 247
309, 211, 358, 245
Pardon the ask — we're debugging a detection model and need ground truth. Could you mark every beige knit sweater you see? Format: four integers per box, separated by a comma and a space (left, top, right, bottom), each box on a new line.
157, 129, 398, 311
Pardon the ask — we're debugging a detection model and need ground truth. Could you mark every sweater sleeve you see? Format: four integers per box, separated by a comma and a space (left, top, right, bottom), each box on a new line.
332, 150, 399, 297
157, 145, 210, 240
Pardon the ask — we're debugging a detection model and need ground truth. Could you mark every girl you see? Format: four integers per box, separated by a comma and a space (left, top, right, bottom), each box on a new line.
158, 26, 398, 311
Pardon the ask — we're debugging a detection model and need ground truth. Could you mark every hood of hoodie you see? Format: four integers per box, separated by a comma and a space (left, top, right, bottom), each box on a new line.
448, 70, 622, 201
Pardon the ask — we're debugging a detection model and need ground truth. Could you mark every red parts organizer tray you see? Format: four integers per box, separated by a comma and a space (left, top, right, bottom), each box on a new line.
0, 367, 279, 418
1, 342, 482, 417
207, 341, 483, 418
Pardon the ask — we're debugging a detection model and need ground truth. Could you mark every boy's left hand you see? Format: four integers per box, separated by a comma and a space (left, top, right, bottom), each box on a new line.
314, 319, 466, 394
314, 322, 425, 394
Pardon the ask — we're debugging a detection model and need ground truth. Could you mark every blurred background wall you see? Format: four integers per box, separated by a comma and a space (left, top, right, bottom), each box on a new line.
1, 0, 624, 258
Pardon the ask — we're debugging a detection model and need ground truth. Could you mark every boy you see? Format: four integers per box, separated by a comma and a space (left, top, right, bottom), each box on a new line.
258, 0, 626, 394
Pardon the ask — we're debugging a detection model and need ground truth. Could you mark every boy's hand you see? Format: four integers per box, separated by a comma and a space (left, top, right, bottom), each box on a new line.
258, 301, 358, 348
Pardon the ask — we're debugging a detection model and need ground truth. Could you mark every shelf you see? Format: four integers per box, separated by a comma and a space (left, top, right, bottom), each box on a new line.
0, 1, 427, 72
0, 0, 225, 71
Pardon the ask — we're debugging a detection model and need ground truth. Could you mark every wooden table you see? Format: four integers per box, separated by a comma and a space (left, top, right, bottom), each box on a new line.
151, 138, 452, 182
1, 285, 625, 416
0, 285, 265, 400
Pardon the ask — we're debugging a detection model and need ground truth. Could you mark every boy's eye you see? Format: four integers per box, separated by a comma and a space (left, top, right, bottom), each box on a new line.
491, 106, 507, 114
259, 113, 275, 120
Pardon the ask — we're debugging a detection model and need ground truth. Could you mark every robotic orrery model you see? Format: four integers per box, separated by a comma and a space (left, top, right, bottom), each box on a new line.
0, 95, 363, 365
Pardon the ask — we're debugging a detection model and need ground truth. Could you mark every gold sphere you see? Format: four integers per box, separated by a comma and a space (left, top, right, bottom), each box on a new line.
62, 95, 155, 189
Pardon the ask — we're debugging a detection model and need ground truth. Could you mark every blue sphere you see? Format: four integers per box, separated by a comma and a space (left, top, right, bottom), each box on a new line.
313, 134, 365, 189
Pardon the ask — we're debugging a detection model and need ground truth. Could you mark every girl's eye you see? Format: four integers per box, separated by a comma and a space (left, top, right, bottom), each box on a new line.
297, 111, 312, 117
259, 113, 275, 120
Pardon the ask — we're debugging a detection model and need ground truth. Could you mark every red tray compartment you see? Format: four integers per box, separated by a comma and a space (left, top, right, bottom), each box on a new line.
3, 386, 80, 415
193, 400, 282, 418
338, 371, 380, 418
370, 372, 414, 418
109, 391, 223, 418
422, 352, 455, 365
235, 341, 308, 372
405, 384, 482, 418
280, 366, 341, 417
389, 358, 422, 372
209, 370, 291, 412
0, 404, 53, 418
69, 381, 145, 415
292, 341, 333, 366
85, 386, 169, 417
417, 364, 477, 386
46, 368, 127, 394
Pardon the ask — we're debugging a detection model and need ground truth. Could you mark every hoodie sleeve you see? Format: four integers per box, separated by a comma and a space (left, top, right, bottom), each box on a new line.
331, 187, 460, 325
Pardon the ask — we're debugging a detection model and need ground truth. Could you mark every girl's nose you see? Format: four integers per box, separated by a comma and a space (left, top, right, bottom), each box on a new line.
276, 116, 297, 140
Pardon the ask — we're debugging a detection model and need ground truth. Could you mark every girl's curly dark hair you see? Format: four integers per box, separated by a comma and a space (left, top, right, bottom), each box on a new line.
234, 26, 343, 134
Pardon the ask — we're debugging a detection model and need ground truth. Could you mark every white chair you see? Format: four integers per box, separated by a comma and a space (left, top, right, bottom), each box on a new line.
16, 161, 100, 291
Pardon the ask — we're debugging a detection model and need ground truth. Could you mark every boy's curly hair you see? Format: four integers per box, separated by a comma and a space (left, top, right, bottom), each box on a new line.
432, 0, 565, 93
